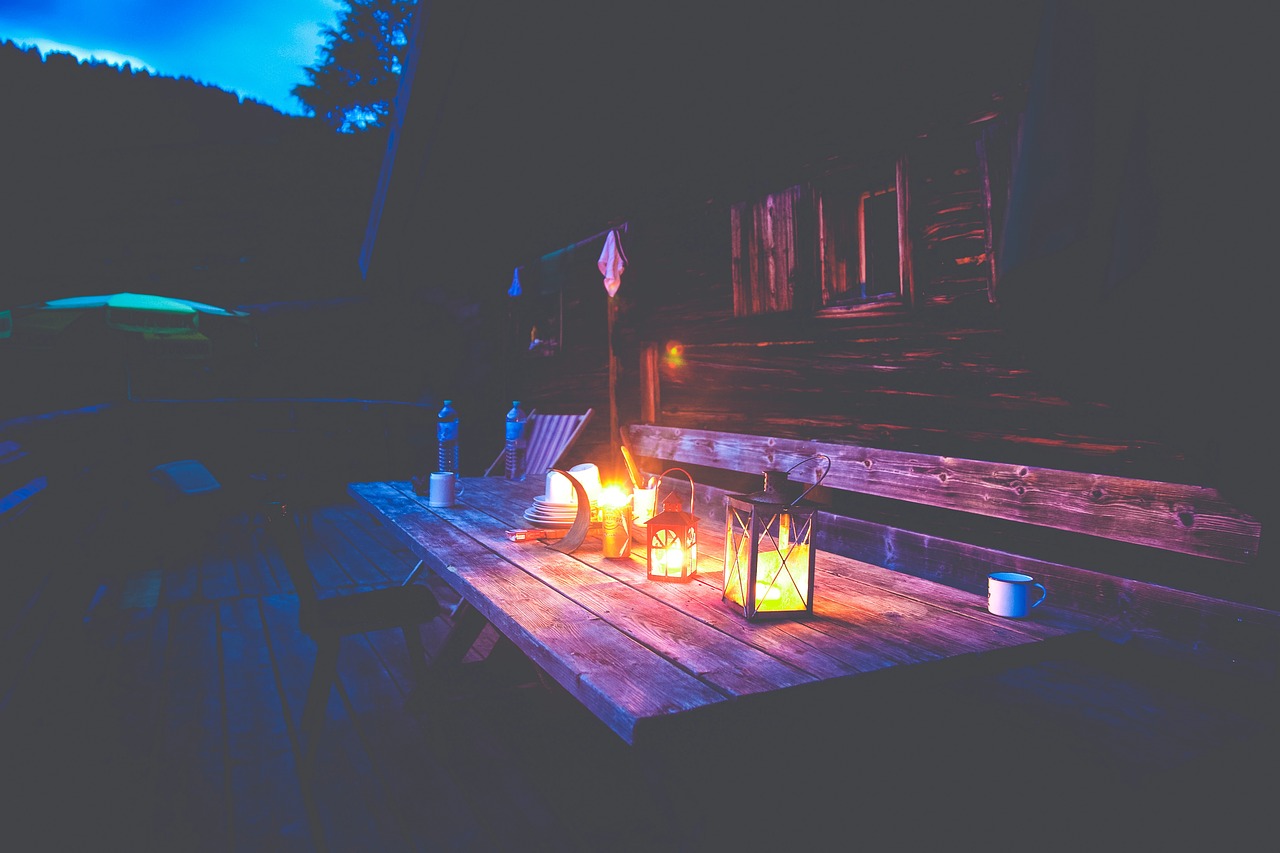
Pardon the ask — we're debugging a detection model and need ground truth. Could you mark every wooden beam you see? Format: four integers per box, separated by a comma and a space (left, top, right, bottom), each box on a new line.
607, 296, 620, 475
639, 342, 660, 424
896, 152, 915, 309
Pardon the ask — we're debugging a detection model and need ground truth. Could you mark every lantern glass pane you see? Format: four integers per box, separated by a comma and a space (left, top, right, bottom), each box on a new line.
755, 513, 810, 613
650, 528, 685, 578
723, 502, 753, 608
648, 513, 697, 581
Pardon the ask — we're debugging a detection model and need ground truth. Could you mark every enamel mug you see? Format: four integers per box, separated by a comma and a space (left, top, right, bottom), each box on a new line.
987, 572, 1047, 618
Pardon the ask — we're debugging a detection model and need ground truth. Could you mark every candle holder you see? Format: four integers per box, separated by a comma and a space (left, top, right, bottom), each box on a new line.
645, 467, 698, 582
630, 481, 658, 543
600, 485, 631, 559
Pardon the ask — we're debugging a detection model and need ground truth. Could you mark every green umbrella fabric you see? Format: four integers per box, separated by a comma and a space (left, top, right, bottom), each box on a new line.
2, 292, 247, 340
0, 292, 255, 408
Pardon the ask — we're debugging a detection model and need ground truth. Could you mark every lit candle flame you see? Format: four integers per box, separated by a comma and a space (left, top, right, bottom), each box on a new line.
662, 544, 686, 571
600, 485, 630, 509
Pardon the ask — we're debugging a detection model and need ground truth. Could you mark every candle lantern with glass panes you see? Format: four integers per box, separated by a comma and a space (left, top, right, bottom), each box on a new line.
723, 455, 830, 620
645, 468, 698, 582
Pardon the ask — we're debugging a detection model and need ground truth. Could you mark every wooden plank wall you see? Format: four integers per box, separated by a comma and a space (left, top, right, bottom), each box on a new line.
646, 300, 1198, 481
508, 114, 1208, 493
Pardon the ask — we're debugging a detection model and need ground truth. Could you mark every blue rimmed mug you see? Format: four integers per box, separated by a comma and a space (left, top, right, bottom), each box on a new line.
987, 572, 1047, 618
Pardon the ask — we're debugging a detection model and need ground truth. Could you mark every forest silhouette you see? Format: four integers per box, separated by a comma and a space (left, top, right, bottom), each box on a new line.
0, 42, 476, 415
2, 41, 387, 309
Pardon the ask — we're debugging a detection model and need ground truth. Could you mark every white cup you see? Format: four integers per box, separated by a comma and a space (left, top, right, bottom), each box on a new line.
632, 485, 657, 523
428, 471, 463, 508
568, 462, 601, 505
987, 572, 1047, 618
546, 470, 575, 505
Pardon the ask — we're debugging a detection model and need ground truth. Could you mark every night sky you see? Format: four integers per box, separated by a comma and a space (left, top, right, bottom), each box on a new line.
0, 0, 342, 115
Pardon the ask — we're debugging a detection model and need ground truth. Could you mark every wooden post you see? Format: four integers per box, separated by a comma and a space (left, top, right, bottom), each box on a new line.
640, 342, 660, 424
607, 295, 620, 473
896, 152, 915, 309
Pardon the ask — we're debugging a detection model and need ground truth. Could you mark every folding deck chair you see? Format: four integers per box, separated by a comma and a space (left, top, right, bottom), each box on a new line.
482, 407, 594, 481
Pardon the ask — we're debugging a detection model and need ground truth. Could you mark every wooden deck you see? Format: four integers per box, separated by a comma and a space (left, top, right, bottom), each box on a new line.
4, 488, 1278, 850
3, 493, 665, 852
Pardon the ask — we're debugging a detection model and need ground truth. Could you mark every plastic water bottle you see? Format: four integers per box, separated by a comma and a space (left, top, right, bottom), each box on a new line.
504, 401, 527, 479
437, 399, 459, 474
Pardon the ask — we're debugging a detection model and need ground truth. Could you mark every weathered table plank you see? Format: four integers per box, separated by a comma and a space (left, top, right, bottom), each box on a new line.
351, 482, 728, 742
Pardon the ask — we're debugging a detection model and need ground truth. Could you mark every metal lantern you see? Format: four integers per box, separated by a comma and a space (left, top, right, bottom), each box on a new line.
723, 455, 830, 620
646, 468, 699, 582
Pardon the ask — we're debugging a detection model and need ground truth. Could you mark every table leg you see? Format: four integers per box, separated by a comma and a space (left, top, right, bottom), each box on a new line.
431, 600, 490, 674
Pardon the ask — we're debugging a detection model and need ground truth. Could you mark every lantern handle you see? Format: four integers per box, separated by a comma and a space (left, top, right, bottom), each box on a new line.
784, 454, 830, 505
658, 466, 696, 514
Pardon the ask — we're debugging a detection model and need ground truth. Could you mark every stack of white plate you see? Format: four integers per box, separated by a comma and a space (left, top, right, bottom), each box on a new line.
522, 495, 590, 528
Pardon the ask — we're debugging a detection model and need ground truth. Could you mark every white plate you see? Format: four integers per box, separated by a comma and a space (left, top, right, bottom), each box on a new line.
526, 510, 578, 522
533, 497, 579, 510
529, 499, 578, 510
522, 508, 577, 528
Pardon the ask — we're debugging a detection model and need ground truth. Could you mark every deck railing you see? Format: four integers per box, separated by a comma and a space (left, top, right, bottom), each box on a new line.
2, 397, 440, 534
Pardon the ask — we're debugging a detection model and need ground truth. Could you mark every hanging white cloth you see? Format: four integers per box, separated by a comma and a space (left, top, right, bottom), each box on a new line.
597, 229, 628, 297
507, 267, 522, 297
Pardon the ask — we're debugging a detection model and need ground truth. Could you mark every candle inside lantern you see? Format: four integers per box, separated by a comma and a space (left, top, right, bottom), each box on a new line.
664, 546, 685, 570
600, 485, 631, 559
729, 539, 811, 612
652, 537, 689, 576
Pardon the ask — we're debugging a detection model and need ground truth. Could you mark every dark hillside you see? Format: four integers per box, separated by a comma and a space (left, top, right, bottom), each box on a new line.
1, 41, 384, 308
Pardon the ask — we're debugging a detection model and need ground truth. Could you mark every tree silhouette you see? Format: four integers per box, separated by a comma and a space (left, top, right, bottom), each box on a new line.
293, 0, 416, 133
1, 39, 386, 310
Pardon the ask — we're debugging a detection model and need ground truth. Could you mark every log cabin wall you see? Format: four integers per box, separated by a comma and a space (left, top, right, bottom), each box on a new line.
506, 110, 1189, 484
504, 100, 1238, 524
610, 111, 1200, 488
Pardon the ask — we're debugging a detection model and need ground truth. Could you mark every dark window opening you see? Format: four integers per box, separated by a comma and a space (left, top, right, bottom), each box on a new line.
858, 187, 900, 303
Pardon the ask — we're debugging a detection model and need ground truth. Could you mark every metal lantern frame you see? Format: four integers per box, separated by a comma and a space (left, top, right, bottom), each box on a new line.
723, 454, 831, 620
645, 467, 699, 582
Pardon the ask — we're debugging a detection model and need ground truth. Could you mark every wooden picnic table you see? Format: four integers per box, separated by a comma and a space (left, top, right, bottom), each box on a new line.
349, 477, 1090, 747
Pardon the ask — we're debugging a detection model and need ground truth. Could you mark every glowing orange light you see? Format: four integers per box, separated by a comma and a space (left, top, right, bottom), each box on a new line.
600, 485, 630, 509
666, 341, 685, 367
600, 484, 631, 559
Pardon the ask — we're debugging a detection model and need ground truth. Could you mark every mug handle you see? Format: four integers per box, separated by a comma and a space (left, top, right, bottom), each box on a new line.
1031, 582, 1047, 609
454, 472, 465, 498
